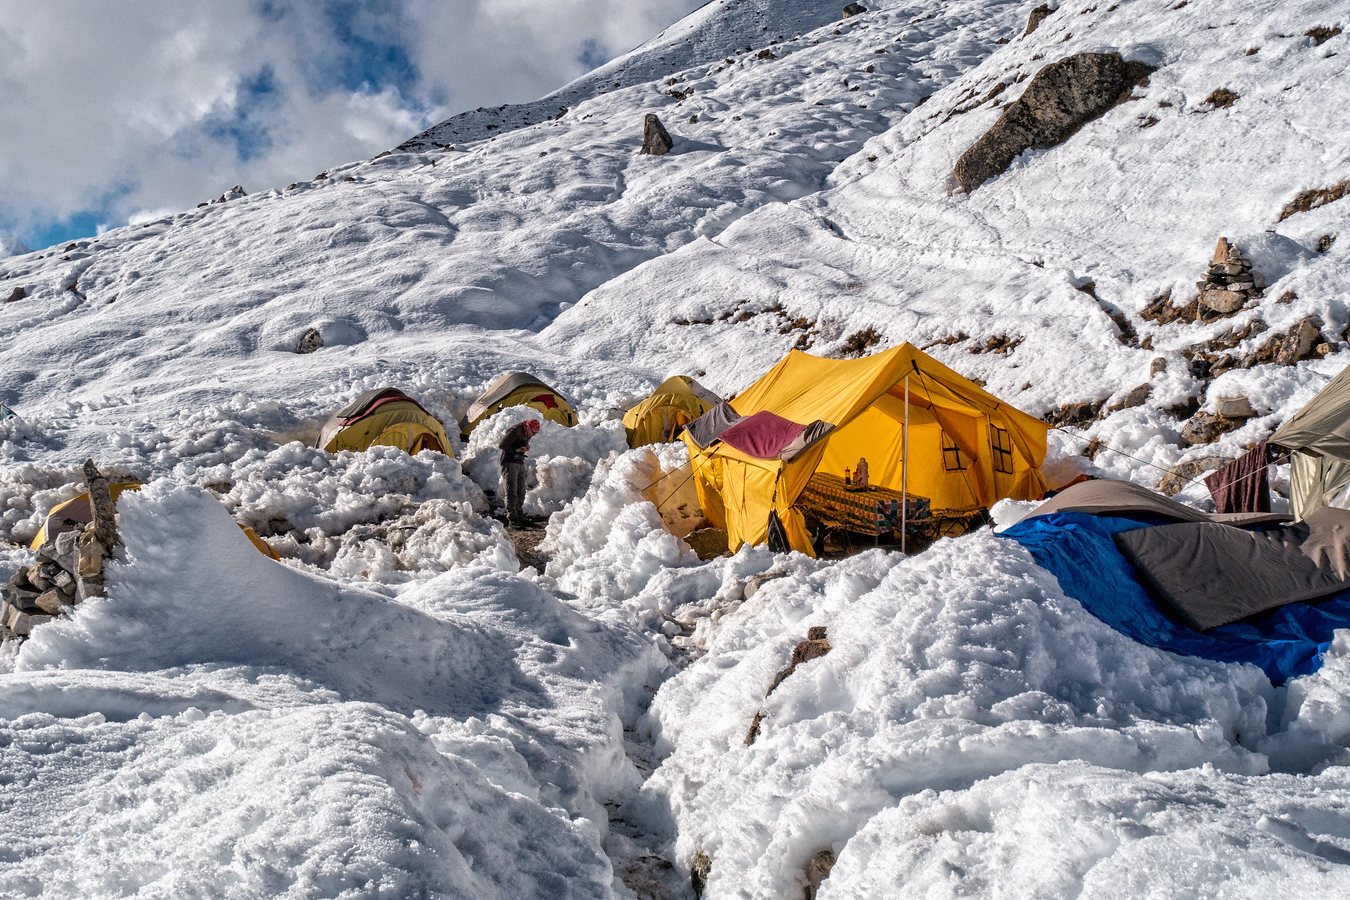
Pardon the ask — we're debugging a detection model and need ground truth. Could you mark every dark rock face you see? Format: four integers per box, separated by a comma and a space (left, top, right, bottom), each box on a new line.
5, 286, 25, 303
1024, 3, 1052, 36
953, 53, 1156, 193
842, 2, 867, 17
641, 114, 674, 156
294, 328, 324, 354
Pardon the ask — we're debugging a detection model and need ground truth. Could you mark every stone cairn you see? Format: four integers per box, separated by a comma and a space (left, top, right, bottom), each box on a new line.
1, 460, 118, 639
1197, 237, 1265, 316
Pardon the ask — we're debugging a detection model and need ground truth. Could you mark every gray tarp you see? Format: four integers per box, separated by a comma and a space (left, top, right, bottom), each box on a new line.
1028, 479, 1288, 527
1114, 507, 1350, 631
684, 401, 744, 449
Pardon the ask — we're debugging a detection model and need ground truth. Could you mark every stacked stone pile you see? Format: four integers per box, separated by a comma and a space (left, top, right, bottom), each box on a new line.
1198, 237, 1265, 315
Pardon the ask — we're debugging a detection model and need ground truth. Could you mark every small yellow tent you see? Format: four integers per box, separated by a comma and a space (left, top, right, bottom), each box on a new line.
460, 372, 577, 434
623, 376, 720, 447
317, 387, 452, 456
681, 344, 1048, 556
30, 482, 142, 549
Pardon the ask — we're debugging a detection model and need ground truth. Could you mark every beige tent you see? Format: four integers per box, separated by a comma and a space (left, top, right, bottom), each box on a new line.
1272, 365, 1350, 518
460, 372, 577, 434
317, 387, 452, 456
623, 376, 719, 447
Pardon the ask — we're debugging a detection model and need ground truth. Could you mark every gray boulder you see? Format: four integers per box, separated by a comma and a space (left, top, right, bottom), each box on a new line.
953, 52, 1156, 193
641, 114, 674, 156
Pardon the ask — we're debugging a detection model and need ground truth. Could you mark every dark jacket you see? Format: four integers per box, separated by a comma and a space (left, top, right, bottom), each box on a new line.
499, 422, 533, 464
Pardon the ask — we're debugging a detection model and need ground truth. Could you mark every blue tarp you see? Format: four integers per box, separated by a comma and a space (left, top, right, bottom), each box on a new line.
1001, 511, 1350, 684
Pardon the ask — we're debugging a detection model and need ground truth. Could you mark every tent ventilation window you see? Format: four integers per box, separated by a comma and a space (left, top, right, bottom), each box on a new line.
991, 425, 1014, 474
942, 432, 967, 472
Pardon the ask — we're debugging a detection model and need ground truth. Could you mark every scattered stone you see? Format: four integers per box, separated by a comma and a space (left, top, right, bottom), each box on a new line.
691, 850, 712, 899
84, 460, 118, 551
5, 286, 25, 303
1180, 413, 1244, 446
1317, 234, 1336, 253
1112, 384, 1152, 411
1157, 456, 1228, 495
757, 49, 776, 60
953, 52, 1156, 192
1213, 396, 1257, 418
1043, 399, 1105, 428
1150, 357, 1168, 377
34, 591, 65, 616
1274, 315, 1326, 366
1024, 4, 1052, 36
1204, 87, 1239, 108
641, 114, 674, 156
804, 850, 837, 900
842, 3, 867, 18
295, 328, 324, 354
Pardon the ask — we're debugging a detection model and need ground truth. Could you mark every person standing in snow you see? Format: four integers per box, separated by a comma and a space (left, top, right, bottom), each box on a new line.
498, 418, 540, 526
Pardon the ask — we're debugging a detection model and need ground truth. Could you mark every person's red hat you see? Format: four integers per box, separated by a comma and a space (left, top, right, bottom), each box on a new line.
524, 419, 541, 434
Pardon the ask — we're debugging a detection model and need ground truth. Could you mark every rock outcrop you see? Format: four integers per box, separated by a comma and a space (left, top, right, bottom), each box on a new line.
641, 114, 674, 156
953, 52, 1155, 193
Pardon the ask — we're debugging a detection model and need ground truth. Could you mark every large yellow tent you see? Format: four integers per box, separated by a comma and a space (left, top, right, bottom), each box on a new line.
460, 372, 577, 435
681, 344, 1048, 556
623, 375, 720, 447
316, 387, 452, 456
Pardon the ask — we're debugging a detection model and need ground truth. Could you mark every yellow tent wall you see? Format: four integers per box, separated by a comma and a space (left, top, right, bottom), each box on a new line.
624, 376, 717, 447
470, 386, 576, 431
684, 344, 1048, 555
321, 402, 452, 456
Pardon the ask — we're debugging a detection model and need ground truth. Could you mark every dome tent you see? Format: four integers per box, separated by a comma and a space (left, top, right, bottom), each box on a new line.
682, 344, 1048, 556
623, 375, 720, 448
460, 372, 577, 435
1271, 362, 1350, 519
316, 387, 452, 456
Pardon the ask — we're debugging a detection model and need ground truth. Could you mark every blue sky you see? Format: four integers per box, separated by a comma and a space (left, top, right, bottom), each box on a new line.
0, 0, 703, 254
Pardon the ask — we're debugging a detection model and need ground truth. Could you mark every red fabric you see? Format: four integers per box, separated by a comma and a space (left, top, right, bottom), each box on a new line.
531, 393, 559, 409
718, 410, 807, 459
340, 389, 428, 425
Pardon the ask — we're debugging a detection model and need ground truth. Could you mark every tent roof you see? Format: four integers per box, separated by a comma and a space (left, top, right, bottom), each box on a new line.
465, 372, 570, 424
1271, 362, 1350, 461
731, 344, 1047, 442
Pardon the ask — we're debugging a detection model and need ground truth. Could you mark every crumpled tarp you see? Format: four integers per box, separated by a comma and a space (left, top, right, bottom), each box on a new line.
1002, 511, 1350, 684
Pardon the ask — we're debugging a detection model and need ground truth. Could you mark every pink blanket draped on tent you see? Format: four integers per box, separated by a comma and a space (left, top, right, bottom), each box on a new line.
718, 410, 807, 459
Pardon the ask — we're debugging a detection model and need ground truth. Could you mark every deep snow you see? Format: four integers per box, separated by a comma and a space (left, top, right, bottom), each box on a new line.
3, 0, 1350, 896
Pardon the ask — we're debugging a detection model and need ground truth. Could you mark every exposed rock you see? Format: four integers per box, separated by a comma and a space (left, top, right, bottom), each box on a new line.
767, 628, 833, 696
1204, 88, 1239, 108
1150, 357, 1168, 377
1279, 179, 1350, 221
1199, 288, 1246, 315
1317, 234, 1336, 253
5, 286, 25, 303
641, 114, 674, 156
1275, 316, 1326, 366
805, 850, 837, 900
295, 328, 324, 354
1180, 413, 1244, 446
842, 3, 867, 18
744, 710, 765, 746
691, 850, 712, 898
34, 591, 65, 616
953, 52, 1155, 193
1306, 26, 1342, 46
1112, 384, 1151, 411
756, 49, 776, 60
1043, 399, 1104, 428
84, 459, 118, 551
1158, 456, 1227, 496
1024, 4, 1052, 36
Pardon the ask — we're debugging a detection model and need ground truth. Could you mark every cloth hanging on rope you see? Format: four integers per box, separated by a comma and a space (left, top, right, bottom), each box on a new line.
1204, 441, 1271, 513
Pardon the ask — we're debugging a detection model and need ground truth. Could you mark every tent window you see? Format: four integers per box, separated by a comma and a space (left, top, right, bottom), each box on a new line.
942, 432, 967, 471
991, 425, 1014, 474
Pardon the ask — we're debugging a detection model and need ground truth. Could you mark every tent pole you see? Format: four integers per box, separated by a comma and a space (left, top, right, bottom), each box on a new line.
902, 374, 909, 554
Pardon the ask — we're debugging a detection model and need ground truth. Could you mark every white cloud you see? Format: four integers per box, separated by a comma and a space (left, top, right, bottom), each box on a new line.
0, 0, 704, 249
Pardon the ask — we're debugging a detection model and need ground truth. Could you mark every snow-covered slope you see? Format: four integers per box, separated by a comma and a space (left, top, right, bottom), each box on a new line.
3, 0, 1350, 896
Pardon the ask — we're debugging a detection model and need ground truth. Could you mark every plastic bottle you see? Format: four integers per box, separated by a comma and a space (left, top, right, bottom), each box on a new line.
856, 457, 869, 487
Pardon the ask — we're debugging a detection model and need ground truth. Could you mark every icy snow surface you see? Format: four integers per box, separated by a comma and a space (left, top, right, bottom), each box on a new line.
3, 0, 1350, 896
